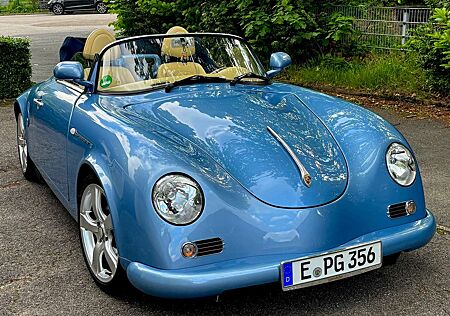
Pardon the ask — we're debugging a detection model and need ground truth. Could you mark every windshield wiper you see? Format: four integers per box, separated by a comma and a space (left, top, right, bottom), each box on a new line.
164, 75, 229, 92
230, 72, 270, 86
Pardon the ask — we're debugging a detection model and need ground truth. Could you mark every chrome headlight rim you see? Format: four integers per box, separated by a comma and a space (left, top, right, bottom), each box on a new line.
385, 142, 417, 187
152, 173, 205, 226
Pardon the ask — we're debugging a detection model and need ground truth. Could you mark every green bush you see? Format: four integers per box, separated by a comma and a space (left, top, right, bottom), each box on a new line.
0, 0, 41, 13
0, 36, 32, 99
107, 0, 322, 62
406, 7, 450, 94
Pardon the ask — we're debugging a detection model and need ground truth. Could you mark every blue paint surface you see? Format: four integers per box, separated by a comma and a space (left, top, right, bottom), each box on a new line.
15, 51, 436, 298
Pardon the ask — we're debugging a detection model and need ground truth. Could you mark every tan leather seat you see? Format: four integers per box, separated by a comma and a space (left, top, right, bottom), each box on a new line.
157, 26, 206, 78
157, 62, 206, 78
81, 29, 136, 88
83, 29, 116, 60
83, 29, 116, 80
99, 67, 136, 88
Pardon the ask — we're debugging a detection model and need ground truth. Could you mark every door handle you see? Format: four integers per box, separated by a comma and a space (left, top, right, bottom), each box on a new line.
33, 98, 44, 109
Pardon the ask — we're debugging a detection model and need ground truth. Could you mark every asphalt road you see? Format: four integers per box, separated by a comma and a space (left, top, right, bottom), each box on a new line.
0, 13, 116, 82
1, 13, 450, 316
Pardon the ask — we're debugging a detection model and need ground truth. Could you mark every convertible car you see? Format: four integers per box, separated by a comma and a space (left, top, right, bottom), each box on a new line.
15, 27, 435, 298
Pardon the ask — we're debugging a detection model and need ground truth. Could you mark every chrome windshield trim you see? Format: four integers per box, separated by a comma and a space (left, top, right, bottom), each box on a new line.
267, 126, 312, 188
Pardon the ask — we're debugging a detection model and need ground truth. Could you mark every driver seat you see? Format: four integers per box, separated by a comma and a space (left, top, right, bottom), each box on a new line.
157, 26, 206, 78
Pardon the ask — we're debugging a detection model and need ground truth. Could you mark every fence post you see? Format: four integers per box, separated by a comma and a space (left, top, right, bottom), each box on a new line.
401, 11, 409, 45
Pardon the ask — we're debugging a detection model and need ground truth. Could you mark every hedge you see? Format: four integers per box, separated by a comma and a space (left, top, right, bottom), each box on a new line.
108, 0, 322, 62
0, 36, 32, 99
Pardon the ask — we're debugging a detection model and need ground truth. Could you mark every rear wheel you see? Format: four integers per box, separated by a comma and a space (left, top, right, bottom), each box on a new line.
95, 2, 108, 14
52, 3, 64, 15
78, 176, 127, 293
16, 113, 40, 182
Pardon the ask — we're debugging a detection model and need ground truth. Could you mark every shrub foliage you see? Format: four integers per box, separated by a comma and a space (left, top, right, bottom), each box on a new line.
0, 36, 32, 99
406, 7, 450, 94
108, 0, 322, 62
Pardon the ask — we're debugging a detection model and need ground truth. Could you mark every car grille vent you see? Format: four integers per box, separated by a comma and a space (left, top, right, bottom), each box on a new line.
194, 237, 224, 257
387, 202, 408, 218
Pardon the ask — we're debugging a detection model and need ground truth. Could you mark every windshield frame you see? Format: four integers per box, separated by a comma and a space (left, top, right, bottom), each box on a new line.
93, 33, 267, 94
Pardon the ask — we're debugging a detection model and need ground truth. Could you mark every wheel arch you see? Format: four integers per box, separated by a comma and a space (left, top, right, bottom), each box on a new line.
75, 158, 116, 218
15, 86, 33, 122
74, 156, 123, 249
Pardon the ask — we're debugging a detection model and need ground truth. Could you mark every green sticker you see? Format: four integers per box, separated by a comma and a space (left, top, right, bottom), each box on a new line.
100, 75, 112, 88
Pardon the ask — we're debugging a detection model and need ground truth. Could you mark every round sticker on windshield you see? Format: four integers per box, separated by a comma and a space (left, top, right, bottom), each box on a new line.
100, 75, 112, 88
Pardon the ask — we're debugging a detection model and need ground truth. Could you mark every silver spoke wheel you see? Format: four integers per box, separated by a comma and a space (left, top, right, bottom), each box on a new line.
17, 113, 28, 173
80, 184, 118, 283
96, 2, 107, 13
53, 4, 63, 15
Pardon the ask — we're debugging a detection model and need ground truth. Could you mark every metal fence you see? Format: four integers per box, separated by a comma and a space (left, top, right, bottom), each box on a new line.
324, 5, 432, 49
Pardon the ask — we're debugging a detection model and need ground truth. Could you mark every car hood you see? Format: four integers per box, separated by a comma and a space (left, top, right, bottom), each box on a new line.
124, 89, 348, 208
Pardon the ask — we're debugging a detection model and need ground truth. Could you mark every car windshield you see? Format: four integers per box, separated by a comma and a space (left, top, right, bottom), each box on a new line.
96, 34, 267, 93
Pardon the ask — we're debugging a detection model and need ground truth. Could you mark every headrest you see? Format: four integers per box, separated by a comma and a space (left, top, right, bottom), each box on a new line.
83, 29, 116, 60
161, 26, 195, 59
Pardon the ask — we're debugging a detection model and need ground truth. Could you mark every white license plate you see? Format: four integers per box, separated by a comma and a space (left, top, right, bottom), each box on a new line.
281, 241, 382, 290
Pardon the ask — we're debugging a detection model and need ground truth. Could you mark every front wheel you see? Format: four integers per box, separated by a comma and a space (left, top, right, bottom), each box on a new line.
52, 3, 64, 15
78, 176, 127, 293
95, 2, 108, 14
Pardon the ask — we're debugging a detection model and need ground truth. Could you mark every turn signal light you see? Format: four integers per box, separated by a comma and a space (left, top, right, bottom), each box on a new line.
182, 242, 197, 258
405, 200, 416, 215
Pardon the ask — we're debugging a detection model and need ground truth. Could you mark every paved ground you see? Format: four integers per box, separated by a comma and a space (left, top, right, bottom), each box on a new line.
0, 13, 116, 82
0, 102, 449, 315
0, 13, 449, 316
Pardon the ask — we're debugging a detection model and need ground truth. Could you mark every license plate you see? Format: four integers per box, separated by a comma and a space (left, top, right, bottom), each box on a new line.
281, 241, 382, 291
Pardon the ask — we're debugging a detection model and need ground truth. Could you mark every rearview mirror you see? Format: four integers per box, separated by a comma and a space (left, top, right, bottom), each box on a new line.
266, 52, 292, 78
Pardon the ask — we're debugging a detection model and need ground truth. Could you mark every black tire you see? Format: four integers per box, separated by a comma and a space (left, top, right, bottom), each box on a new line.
52, 3, 64, 15
95, 1, 108, 14
78, 174, 128, 294
16, 112, 41, 182
383, 253, 401, 266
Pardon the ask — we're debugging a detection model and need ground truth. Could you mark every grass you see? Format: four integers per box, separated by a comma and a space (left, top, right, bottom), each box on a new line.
284, 52, 429, 98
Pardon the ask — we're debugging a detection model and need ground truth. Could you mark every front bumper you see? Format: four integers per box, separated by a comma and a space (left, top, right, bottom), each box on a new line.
126, 210, 435, 299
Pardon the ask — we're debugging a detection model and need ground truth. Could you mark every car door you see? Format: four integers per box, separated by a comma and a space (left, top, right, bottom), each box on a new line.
28, 78, 83, 200
64, 0, 94, 10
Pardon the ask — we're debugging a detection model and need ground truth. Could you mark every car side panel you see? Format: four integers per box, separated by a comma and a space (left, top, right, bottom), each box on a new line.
27, 78, 80, 200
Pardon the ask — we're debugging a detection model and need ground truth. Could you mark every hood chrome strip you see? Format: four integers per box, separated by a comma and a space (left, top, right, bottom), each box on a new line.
267, 126, 312, 188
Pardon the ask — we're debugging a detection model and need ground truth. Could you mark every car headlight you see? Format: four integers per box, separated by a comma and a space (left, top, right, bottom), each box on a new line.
152, 174, 204, 225
386, 143, 416, 186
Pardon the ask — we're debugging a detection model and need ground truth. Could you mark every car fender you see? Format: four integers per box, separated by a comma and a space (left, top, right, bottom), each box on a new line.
14, 86, 34, 122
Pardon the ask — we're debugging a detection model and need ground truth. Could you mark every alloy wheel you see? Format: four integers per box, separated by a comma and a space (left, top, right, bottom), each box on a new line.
17, 113, 28, 173
96, 2, 107, 14
52, 3, 63, 15
79, 184, 118, 283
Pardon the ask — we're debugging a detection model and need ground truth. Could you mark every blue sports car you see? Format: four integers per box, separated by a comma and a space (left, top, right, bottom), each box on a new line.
15, 27, 436, 298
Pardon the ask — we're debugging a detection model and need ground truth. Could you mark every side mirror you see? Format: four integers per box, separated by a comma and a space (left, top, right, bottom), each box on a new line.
53, 61, 93, 90
266, 52, 292, 78
54, 61, 84, 80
